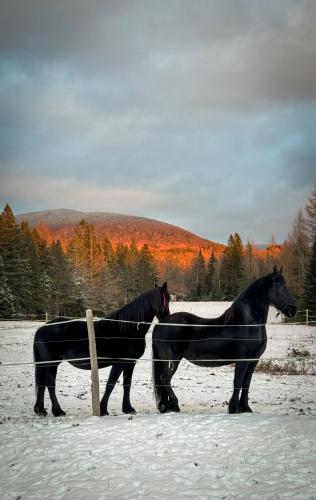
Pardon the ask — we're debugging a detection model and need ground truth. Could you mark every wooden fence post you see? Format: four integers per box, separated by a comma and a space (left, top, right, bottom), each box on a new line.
306, 309, 309, 326
45, 312, 49, 322
86, 309, 100, 416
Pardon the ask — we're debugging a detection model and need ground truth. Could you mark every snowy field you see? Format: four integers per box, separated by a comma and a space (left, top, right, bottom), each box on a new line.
0, 302, 315, 499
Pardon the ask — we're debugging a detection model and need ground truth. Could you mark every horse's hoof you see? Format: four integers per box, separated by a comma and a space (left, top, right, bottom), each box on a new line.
158, 404, 167, 414
100, 408, 109, 416
241, 406, 253, 413
52, 407, 66, 417
169, 402, 180, 412
228, 405, 240, 414
34, 405, 47, 416
122, 406, 136, 414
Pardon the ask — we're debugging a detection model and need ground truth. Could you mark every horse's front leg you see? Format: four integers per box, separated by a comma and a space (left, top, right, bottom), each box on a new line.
47, 364, 65, 417
100, 364, 124, 416
229, 362, 250, 414
122, 363, 137, 414
239, 361, 258, 413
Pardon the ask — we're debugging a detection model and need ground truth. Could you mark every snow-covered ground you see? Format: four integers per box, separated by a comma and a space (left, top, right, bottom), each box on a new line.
0, 303, 315, 499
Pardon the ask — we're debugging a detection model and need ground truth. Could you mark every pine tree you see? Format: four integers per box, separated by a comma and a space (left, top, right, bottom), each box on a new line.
19, 221, 45, 314
220, 233, 245, 300
205, 249, 217, 298
0, 254, 16, 316
188, 249, 206, 300
127, 240, 140, 299
114, 242, 130, 304
100, 236, 120, 312
244, 241, 257, 285
50, 240, 78, 315
0, 204, 25, 313
303, 235, 316, 314
137, 244, 159, 293
68, 219, 103, 310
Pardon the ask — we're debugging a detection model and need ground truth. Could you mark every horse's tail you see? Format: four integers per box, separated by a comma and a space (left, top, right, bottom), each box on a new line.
152, 335, 163, 408
33, 328, 48, 393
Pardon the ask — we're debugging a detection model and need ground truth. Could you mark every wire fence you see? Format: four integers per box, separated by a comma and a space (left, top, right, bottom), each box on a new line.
1, 307, 316, 323
0, 315, 316, 368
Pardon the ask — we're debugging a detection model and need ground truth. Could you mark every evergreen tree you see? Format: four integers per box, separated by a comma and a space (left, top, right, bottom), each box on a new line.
137, 244, 159, 293
188, 249, 206, 300
220, 233, 245, 300
113, 242, 130, 304
205, 249, 217, 298
303, 235, 316, 314
127, 240, 141, 299
0, 204, 30, 313
0, 254, 16, 316
244, 241, 257, 285
50, 240, 78, 315
19, 221, 45, 313
67, 219, 103, 310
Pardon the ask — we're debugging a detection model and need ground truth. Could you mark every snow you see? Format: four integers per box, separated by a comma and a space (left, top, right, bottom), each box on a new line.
0, 303, 315, 499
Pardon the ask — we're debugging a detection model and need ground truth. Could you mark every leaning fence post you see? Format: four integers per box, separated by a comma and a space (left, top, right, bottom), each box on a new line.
306, 309, 309, 326
86, 309, 100, 416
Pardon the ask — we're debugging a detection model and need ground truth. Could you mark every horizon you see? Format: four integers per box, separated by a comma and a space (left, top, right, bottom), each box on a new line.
1, 1, 315, 243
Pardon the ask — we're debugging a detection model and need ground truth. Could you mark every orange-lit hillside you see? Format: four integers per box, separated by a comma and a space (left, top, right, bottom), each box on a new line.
16, 209, 225, 270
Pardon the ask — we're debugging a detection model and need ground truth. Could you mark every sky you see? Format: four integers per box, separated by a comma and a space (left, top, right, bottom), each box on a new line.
0, 0, 315, 244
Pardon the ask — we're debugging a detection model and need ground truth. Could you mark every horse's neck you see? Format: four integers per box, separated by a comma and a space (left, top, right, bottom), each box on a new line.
228, 282, 270, 325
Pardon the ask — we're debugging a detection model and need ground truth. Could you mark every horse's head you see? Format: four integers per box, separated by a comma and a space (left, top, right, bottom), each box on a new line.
268, 266, 297, 318
154, 282, 171, 320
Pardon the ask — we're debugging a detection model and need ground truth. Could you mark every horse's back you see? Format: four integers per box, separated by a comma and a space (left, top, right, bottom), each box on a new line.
34, 319, 88, 343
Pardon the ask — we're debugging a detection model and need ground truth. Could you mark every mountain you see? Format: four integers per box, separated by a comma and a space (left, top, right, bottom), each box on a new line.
16, 209, 224, 268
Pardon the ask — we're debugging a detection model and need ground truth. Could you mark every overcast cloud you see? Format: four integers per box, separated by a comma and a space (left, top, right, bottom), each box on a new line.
0, 0, 315, 243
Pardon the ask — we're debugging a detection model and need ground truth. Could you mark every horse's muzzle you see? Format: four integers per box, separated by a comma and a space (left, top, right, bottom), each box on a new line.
284, 304, 297, 319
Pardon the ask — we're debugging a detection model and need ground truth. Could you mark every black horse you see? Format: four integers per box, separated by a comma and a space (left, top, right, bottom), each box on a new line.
34, 282, 170, 416
152, 267, 296, 414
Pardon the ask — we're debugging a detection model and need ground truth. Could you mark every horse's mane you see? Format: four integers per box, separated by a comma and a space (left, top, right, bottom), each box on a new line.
222, 274, 272, 323
233, 274, 271, 305
106, 287, 160, 332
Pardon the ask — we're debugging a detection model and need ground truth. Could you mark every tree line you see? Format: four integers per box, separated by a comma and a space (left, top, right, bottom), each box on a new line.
0, 183, 315, 318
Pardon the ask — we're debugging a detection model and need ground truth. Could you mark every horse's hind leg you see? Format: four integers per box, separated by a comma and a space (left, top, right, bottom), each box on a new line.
122, 363, 136, 414
159, 361, 180, 413
239, 361, 258, 413
47, 364, 65, 417
100, 364, 124, 416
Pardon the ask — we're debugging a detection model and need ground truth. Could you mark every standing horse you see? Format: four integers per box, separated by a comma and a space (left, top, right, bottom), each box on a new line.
152, 267, 296, 414
34, 282, 170, 416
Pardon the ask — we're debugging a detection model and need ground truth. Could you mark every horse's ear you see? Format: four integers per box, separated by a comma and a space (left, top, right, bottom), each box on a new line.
162, 282, 168, 292
279, 266, 283, 274
273, 265, 278, 274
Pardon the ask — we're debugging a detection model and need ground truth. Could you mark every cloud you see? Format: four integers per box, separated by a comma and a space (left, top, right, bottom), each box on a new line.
0, 0, 315, 243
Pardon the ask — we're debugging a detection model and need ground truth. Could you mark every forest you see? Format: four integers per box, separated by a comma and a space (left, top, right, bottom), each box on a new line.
0, 184, 315, 319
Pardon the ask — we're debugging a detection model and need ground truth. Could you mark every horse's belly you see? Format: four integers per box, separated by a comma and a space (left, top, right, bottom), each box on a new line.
183, 339, 264, 365
188, 359, 233, 368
